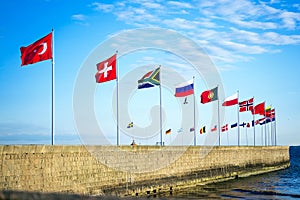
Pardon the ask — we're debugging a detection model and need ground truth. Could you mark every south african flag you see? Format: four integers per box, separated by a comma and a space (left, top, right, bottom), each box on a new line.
138, 67, 160, 89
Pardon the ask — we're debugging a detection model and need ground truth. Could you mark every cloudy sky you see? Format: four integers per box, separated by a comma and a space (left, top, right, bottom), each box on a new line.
1, 0, 300, 146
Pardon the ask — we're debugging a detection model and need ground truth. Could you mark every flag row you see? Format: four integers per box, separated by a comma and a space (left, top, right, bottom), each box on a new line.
127, 114, 275, 136
96, 54, 276, 139
95, 54, 274, 116
198, 116, 275, 135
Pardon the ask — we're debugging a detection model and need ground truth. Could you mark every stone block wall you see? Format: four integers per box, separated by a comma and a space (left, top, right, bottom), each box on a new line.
0, 145, 290, 196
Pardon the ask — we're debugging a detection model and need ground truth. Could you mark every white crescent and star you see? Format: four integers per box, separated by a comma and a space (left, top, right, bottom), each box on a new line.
38, 42, 47, 55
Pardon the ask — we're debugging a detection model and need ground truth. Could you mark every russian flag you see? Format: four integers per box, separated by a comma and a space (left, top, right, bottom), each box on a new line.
175, 79, 194, 97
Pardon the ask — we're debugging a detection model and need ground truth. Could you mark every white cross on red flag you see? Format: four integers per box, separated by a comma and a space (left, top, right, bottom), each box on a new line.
95, 54, 117, 83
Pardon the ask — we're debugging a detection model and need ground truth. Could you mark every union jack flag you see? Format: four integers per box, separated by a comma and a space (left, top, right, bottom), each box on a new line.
239, 98, 254, 112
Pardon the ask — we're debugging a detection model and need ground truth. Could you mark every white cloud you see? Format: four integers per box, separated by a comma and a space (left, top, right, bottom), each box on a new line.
218, 40, 267, 54
71, 14, 89, 26
199, 0, 260, 18
167, 1, 192, 9
229, 18, 278, 29
142, 2, 163, 9
88, 0, 300, 68
71, 14, 87, 21
269, 0, 280, 4
163, 18, 197, 29
262, 32, 300, 45
91, 2, 114, 12
203, 44, 253, 63
116, 7, 159, 25
279, 11, 300, 30
293, 4, 300, 10
230, 27, 261, 43
216, 64, 239, 71
230, 27, 300, 45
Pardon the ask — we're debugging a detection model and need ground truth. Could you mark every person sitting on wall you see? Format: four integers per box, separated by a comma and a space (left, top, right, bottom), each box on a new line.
131, 139, 137, 146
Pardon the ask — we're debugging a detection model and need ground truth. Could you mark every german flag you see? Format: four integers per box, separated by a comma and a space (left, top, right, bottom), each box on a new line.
165, 129, 171, 135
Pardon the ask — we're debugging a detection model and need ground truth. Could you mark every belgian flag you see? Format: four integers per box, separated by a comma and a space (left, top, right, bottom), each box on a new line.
200, 126, 206, 134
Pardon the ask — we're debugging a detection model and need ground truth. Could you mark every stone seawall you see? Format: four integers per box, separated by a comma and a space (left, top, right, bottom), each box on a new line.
0, 145, 290, 197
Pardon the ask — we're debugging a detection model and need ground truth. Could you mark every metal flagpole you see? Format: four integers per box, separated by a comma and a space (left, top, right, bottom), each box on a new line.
267, 107, 270, 146
237, 90, 240, 146
264, 105, 267, 146
253, 106, 256, 146
271, 117, 273, 146
261, 125, 263, 146
116, 51, 120, 146
267, 122, 270, 146
246, 126, 248, 146
270, 104, 273, 146
51, 28, 55, 146
252, 97, 255, 146
274, 108, 277, 146
193, 76, 196, 146
217, 86, 221, 146
159, 66, 163, 146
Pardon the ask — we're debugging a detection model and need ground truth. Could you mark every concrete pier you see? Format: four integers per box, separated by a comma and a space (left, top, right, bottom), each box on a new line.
0, 145, 290, 197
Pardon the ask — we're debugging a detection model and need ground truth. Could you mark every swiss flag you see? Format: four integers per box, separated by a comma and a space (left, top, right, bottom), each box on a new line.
20, 32, 53, 66
95, 54, 117, 83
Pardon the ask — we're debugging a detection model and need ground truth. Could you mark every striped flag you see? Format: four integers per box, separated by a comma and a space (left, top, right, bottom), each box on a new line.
200, 126, 206, 134
231, 123, 238, 128
222, 93, 238, 106
211, 125, 217, 132
175, 79, 194, 97
165, 129, 171, 135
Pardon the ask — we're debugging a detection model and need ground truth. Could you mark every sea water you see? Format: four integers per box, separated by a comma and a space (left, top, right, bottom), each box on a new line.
156, 146, 300, 199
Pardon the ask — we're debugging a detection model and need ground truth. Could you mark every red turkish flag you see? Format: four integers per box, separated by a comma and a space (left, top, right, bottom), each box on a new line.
20, 32, 53, 66
95, 54, 117, 83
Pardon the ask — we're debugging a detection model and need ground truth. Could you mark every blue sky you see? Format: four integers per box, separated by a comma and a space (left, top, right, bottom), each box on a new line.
0, 0, 300, 146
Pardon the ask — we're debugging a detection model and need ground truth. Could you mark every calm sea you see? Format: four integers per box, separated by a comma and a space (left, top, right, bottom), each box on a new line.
156, 146, 300, 199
